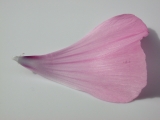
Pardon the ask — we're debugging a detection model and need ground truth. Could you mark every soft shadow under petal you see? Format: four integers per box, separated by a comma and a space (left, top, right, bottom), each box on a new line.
138, 28, 160, 99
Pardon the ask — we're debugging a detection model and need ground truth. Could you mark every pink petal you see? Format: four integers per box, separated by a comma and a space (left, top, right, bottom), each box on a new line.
15, 14, 148, 103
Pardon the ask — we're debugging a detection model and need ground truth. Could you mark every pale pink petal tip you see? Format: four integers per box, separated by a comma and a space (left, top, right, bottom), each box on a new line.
15, 14, 148, 103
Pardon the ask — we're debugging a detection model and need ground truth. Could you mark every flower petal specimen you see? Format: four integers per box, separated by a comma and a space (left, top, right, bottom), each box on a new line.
15, 14, 148, 103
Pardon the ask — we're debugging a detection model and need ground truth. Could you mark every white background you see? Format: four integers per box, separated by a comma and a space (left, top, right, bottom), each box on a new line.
1, 0, 160, 120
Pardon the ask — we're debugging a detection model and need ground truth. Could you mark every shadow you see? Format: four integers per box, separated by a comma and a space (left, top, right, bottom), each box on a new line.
137, 28, 160, 100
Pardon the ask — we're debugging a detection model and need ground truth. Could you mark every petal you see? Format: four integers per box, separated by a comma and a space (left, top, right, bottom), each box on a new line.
15, 14, 148, 103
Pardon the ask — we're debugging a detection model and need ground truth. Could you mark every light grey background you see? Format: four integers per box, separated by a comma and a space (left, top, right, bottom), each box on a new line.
1, 0, 160, 120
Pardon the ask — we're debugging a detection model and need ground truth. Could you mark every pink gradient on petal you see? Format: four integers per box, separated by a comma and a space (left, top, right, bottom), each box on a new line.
15, 14, 148, 103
